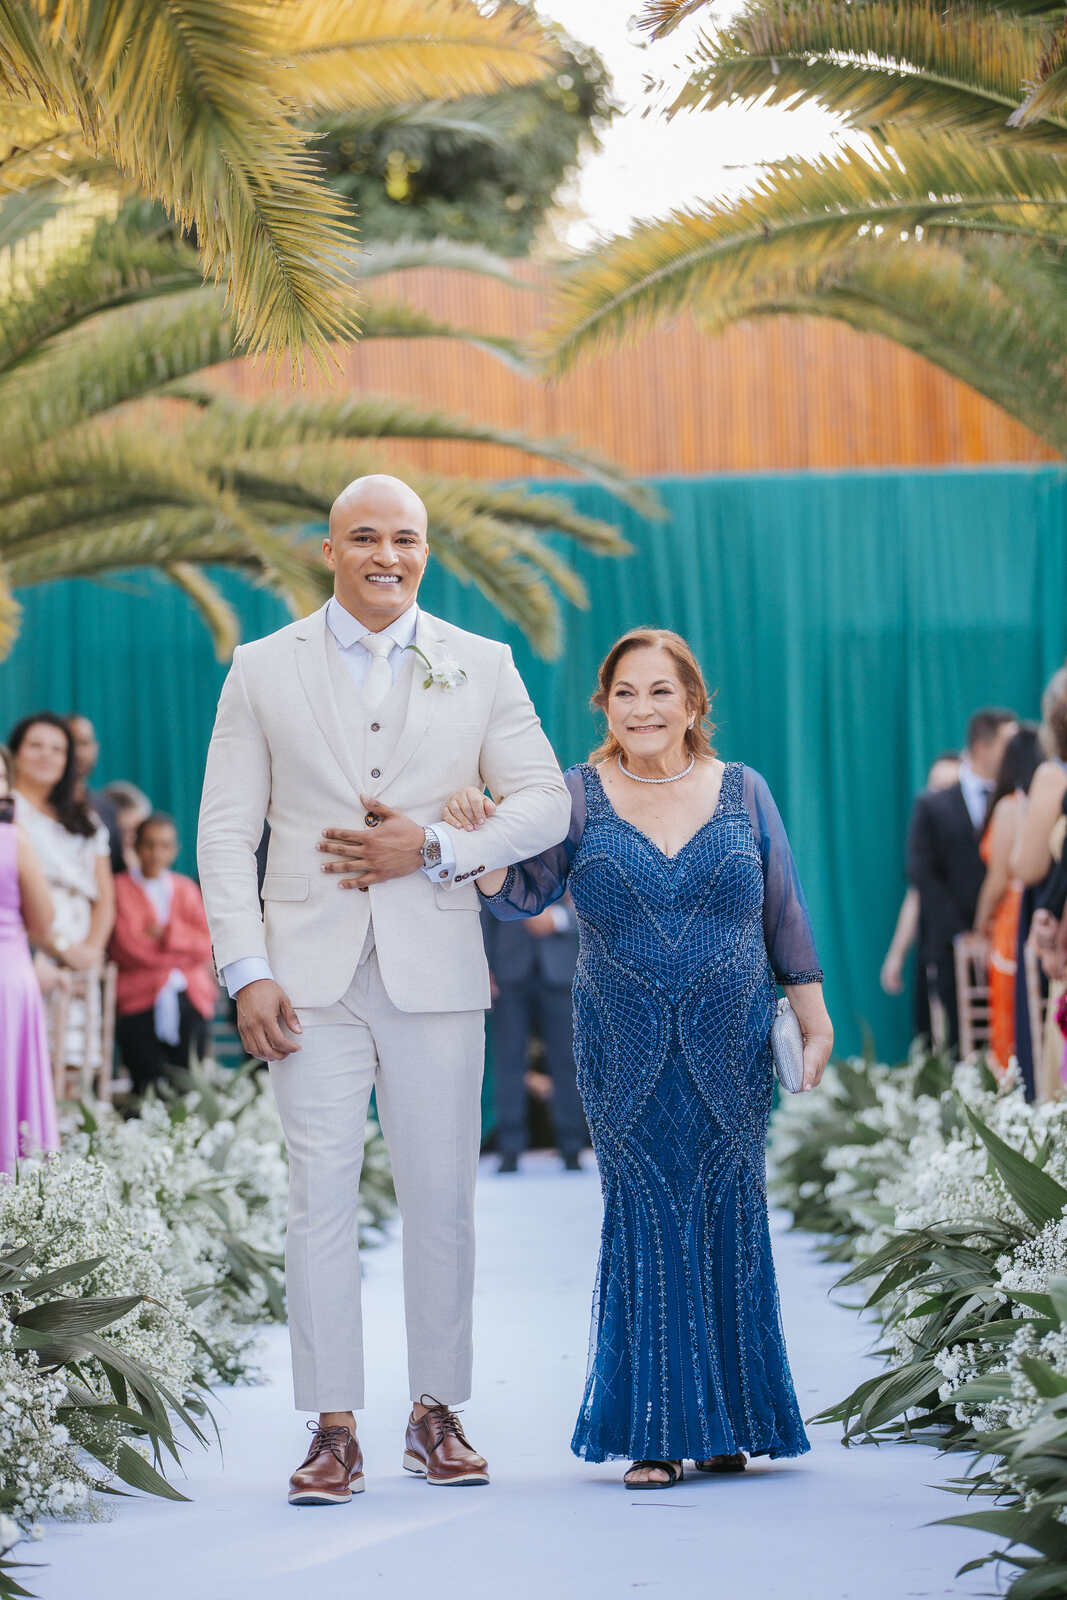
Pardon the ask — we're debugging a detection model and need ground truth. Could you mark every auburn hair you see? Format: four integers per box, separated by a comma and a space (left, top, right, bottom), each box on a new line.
589, 628, 716, 765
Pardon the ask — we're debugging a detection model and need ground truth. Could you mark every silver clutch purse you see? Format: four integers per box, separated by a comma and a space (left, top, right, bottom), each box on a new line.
770, 996, 805, 1094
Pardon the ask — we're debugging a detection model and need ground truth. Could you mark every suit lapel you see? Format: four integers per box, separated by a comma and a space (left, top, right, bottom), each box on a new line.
950, 783, 980, 839
376, 610, 445, 792
293, 604, 364, 795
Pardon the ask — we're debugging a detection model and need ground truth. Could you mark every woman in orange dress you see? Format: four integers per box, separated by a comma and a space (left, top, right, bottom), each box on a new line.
975, 726, 1041, 1078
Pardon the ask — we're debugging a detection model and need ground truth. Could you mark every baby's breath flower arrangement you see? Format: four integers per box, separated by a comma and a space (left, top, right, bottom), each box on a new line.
770, 1045, 1067, 1597
0, 1063, 396, 1598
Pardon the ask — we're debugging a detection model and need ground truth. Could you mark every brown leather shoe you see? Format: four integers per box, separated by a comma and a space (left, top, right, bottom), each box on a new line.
403, 1395, 489, 1487
288, 1421, 365, 1505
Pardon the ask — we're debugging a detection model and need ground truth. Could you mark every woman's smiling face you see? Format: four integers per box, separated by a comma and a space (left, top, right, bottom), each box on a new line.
14, 721, 69, 793
607, 645, 693, 767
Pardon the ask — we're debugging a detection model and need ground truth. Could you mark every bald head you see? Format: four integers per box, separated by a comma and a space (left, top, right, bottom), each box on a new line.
328, 474, 428, 542
324, 473, 430, 629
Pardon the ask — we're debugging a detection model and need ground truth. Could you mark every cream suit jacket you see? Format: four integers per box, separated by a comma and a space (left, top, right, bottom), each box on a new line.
196, 604, 571, 1012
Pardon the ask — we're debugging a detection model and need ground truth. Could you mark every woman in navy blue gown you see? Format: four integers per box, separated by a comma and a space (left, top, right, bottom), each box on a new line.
445, 628, 833, 1488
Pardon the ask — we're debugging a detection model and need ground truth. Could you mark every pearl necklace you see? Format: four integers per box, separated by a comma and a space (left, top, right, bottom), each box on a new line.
617, 753, 695, 785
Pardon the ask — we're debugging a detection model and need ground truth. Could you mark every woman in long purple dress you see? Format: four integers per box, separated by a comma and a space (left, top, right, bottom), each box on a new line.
0, 747, 59, 1171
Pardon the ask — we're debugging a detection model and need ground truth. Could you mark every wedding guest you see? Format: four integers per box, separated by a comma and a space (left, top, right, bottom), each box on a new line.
479, 896, 585, 1173
66, 714, 124, 876
1012, 669, 1067, 1099
0, 747, 58, 1170
880, 752, 961, 1033
9, 713, 114, 1077
100, 781, 152, 871
973, 725, 1042, 1078
109, 814, 217, 1093
449, 627, 833, 1489
908, 708, 1018, 1051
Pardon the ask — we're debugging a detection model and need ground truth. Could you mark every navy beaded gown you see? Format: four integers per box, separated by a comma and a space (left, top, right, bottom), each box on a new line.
484, 761, 823, 1464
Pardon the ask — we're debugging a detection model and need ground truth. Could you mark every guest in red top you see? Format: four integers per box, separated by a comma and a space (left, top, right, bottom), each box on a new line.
108, 813, 217, 1092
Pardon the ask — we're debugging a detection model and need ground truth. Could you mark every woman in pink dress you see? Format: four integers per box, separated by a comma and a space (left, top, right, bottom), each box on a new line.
0, 747, 59, 1170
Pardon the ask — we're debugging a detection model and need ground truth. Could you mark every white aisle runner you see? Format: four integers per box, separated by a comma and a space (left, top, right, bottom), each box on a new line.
37, 1157, 990, 1600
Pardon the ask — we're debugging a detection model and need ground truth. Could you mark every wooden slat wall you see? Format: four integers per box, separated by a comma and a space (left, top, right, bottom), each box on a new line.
212, 264, 1056, 477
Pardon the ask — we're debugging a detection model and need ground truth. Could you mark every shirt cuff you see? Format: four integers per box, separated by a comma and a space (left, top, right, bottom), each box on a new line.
419, 825, 457, 884
222, 956, 275, 997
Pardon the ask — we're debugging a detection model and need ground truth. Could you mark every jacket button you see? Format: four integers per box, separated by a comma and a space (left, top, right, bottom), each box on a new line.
370, 723, 380, 732
370, 768, 381, 778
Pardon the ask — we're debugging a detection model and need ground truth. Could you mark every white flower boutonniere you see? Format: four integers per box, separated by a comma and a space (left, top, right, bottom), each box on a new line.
406, 643, 467, 691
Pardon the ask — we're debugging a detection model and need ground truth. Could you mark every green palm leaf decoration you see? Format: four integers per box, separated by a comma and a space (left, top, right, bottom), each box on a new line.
539, 0, 1067, 465
0, 1, 561, 364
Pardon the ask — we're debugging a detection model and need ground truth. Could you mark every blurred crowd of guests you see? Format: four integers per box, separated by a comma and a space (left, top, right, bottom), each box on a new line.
0, 711, 215, 1169
882, 665, 1067, 1098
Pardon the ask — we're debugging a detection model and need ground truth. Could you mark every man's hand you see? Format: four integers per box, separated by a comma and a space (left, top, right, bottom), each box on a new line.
318, 797, 425, 890
236, 978, 302, 1062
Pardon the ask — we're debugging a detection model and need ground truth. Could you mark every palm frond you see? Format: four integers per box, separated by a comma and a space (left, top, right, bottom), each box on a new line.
0, 217, 200, 376
161, 562, 240, 661
542, 129, 1067, 371
689, 232, 1067, 454
669, 2, 1067, 147
3, 287, 236, 443
1014, 18, 1067, 124
640, 0, 715, 39
277, 0, 560, 113
352, 235, 529, 284
0, 183, 67, 250
181, 391, 657, 513
0, 560, 19, 657
356, 298, 533, 373
3, 1, 358, 364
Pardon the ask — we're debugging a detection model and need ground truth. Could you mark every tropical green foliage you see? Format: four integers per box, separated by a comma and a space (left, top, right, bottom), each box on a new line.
544, 0, 1067, 458
0, 0, 560, 364
771, 1050, 1067, 1596
0, 199, 641, 663
316, 35, 614, 254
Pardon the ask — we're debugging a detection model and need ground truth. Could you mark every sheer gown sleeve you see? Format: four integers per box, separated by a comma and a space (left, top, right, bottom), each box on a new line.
480, 766, 587, 920
742, 766, 824, 986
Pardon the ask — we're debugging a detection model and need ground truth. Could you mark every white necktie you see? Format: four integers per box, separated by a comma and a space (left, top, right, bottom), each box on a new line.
360, 631, 394, 710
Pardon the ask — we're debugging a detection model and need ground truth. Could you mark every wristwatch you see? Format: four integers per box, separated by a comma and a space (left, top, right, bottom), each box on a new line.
420, 826, 443, 870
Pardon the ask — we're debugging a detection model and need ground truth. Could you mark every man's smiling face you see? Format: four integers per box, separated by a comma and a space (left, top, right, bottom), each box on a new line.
324, 475, 430, 629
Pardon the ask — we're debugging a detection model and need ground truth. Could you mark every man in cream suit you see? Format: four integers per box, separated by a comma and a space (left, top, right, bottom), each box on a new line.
197, 474, 570, 1505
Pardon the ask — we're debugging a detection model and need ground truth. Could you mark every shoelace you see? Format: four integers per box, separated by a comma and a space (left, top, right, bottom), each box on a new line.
305, 1419, 354, 1468
418, 1394, 470, 1453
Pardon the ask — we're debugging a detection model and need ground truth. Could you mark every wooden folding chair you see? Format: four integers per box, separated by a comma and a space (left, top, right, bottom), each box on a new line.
954, 932, 992, 1061
45, 963, 120, 1103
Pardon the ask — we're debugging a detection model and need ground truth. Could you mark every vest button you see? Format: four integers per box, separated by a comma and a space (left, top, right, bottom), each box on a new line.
370, 722, 380, 732
370, 768, 381, 779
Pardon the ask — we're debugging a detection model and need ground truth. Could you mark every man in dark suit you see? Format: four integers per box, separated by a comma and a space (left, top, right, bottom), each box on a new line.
481, 899, 586, 1172
907, 707, 1018, 1051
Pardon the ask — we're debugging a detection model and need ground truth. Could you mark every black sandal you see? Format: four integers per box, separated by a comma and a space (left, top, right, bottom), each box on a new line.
623, 1459, 684, 1490
693, 1452, 746, 1474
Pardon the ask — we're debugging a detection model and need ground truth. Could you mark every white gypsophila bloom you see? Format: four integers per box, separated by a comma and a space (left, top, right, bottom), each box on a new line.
0, 1344, 92, 1531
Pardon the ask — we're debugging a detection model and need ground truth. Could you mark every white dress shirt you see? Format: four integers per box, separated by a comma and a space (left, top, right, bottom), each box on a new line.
221, 597, 456, 998
130, 866, 186, 1046
959, 758, 994, 832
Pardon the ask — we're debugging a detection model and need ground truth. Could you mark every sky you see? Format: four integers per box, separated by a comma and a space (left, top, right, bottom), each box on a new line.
534, 1, 841, 248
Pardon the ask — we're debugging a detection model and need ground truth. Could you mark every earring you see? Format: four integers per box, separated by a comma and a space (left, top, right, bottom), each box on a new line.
688, 717, 695, 729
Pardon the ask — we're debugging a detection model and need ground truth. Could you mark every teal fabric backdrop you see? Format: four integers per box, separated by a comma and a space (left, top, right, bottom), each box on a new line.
3, 466, 1064, 1062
